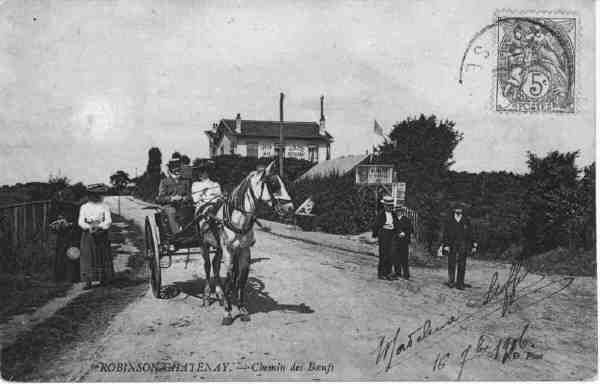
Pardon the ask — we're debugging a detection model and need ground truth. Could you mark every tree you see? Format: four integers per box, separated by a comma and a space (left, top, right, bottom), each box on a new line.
379, 114, 463, 172
110, 170, 130, 191
48, 175, 70, 189
146, 147, 162, 174
577, 162, 595, 250
135, 147, 163, 201
377, 114, 463, 252
523, 150, 581, 255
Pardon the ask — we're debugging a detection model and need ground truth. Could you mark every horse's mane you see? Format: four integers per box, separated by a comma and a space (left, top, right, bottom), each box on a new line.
228, 171, 255, 212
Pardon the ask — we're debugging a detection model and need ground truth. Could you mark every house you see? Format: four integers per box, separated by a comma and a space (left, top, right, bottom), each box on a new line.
205, 96, 333, 163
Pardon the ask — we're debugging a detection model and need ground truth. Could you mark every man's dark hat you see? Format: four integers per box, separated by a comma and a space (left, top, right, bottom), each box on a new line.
195, 159, 215, 171
452, 202, 469, 211
168, 153, 183, 170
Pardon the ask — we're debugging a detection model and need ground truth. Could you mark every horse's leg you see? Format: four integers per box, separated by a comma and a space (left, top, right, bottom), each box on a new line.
237, 247, 251, 322
220, 242, 235, 326
212, 246, 224, 306
201, 243, 211, 307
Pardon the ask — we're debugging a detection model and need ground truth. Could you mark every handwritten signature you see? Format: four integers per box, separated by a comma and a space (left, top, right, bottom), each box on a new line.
482, 261, 529, 316
433, 323, 543, 380
375, 315, 459, 372
374, 261, 572, 375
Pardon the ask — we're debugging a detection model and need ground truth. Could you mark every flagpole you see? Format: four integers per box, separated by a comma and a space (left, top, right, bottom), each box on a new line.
279, 92, 284, 178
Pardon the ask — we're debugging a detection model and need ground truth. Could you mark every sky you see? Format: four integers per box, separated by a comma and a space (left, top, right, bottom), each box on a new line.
0, 0, 595, 185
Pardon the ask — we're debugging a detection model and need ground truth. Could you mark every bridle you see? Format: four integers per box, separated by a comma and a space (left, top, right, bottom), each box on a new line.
223, 172, 290, 235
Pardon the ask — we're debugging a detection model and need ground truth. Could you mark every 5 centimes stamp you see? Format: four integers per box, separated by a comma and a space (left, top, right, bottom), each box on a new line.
495, 16, 576, 113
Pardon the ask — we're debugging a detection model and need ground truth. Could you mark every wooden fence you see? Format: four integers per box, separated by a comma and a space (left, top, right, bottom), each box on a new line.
0, 200, 79, 275
396, 206, 421, 242
0, 200, 52, 251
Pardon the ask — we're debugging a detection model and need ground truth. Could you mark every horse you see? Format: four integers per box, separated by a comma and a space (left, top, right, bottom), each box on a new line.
196, 161, 293, 325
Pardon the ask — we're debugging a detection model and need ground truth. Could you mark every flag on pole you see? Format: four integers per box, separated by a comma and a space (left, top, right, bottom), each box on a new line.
374, 119, 385, 137
373, 120, 389, 143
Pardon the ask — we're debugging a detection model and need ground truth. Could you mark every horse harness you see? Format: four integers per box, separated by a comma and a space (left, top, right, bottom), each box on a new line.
222, 174, 280, 236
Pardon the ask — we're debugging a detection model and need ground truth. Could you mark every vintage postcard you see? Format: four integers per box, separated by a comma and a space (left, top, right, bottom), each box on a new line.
0, 0, 596, 381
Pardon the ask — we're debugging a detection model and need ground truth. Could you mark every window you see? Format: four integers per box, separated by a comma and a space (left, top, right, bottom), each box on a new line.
230, 142, 237, 155
308, 146, 318, 162
247, 142, 258, 158
326, 145, 331, 160
259, 143, 273, 158
220, 146, 224, 156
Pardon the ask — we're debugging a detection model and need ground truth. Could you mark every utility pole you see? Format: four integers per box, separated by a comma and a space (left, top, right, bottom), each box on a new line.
279, 92, 285, 178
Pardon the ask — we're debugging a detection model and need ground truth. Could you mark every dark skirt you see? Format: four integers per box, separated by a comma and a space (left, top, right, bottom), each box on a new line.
80, 230, 114, 283
54, 227, 81, 283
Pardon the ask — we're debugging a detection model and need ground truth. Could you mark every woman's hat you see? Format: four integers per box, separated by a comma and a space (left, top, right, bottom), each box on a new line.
86, 183, 108, 194
195, 159, 214, 171
380, 195, 395, 205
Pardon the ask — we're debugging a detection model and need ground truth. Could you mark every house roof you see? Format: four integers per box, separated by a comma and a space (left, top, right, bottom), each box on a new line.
296, 154, 369, 181
206, 119, 333, 141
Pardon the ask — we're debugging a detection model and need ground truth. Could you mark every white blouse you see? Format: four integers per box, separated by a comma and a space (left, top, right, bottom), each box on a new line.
78, 202, 112, 231
383, 211, 394, 229
191, 179, 222, 205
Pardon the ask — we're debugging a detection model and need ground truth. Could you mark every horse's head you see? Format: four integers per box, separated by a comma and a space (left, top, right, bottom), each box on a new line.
249, 161, 294, 215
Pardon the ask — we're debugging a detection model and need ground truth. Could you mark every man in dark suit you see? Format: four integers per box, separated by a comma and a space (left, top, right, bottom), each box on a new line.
392, 207, 413, 279
155, 154, 192, 240
442, 203, 478, 290
372, 195, 401, 280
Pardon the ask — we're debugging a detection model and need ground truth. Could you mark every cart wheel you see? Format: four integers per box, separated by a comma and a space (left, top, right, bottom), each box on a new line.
145, 215, 162, 298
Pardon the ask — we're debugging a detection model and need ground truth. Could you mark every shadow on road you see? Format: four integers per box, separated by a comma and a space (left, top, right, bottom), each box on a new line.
250, 257, 271, 265
167, 256, 272, 300
173, 278, 207, 299
245, 277, 314, 315
169, 276, 314, 316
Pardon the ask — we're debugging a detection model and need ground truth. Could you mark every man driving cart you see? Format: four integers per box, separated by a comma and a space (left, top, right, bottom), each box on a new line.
155, 153, 193, 241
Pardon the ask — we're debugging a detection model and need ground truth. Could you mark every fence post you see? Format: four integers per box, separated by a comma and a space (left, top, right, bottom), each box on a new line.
12, 207, 18, 248
42, 202, 48, 243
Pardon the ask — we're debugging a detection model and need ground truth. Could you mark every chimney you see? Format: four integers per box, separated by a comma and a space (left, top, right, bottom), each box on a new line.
319, 95, 326, 135
212, 122, 218, 132
235, 113, 241, 132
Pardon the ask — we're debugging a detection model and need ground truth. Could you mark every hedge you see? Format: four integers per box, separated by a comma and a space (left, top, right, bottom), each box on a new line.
263, 173, 379, 235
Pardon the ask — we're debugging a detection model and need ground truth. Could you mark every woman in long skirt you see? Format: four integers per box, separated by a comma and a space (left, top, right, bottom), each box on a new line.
78, 185, 114, 289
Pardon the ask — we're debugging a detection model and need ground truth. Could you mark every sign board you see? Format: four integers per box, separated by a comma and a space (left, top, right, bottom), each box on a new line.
355, 164, 395, 185
391, 182, 406, 207
295, 197, 315, 216
286, 144, 305, 159
259, 143, 273, 158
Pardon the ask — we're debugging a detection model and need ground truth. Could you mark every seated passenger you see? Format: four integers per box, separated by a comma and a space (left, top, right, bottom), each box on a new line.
191, 163, 223, 236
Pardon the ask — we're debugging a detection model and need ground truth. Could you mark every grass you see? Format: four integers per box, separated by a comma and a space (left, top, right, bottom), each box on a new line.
0, 233, 73, 323
523, 247, 597, 277
1, 278, 148, 381
0, 214, 147, 323
0, 274, 73, 323
1, 213, 149, 381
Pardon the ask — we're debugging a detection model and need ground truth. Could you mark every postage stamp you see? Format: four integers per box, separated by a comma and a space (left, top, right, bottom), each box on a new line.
495, 17, 576, 113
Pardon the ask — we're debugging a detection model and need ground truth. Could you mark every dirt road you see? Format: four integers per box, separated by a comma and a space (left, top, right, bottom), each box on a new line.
7, 196, 596, 381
